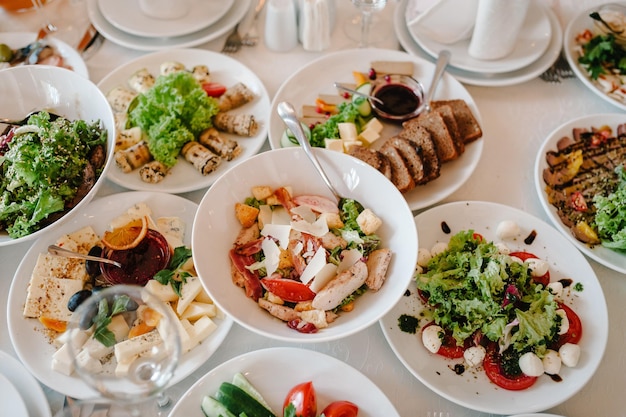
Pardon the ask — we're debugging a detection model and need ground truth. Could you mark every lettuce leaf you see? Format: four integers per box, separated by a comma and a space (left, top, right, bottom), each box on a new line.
593, 165, 626, 250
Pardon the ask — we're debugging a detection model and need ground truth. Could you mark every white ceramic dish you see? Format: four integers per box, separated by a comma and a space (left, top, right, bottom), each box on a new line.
268, 48, 483, 211
98, 48, 270, 193
169, 347, 400, 417
192, 147, 418, 343
563, 3, 626, 112
98, 0, 234, 39
380, 201, 608, 415
0, 65, 116, 247
0, 372, 28, 417
409, 0, 551, 74
534, 113, 626, 274
86, 0, 249, 51
0, 32, 88, 78
0, 350, 51, 417
510, 414, 565, 417
395, 0, 562, 87
7, 191, 234, 399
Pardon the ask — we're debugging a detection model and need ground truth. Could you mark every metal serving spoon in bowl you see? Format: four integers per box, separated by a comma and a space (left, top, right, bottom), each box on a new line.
0, 110, 61, 127
48, 245, 122, 268
277, 101, 363, 211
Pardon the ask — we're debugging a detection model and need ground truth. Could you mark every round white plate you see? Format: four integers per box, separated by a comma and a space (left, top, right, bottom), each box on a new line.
169, 347, 400, 417
98, 0, 234, 39
534, 113, 626, 274
396, 0, 562, 87
409, 0, 551, 74
380, 201, 608, 415
510, 414, 565, 417
0, 350, 51, 417
268, 48, 483, 212
0, 372, 29, 417
564, 3, 626, 112
0, 32, 88, 78
7, 191, 234, 400
98, 48, 270, 194
86, 0, 249, 51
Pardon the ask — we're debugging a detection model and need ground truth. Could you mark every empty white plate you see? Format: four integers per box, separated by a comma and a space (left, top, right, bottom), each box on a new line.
0, 372, 28, 417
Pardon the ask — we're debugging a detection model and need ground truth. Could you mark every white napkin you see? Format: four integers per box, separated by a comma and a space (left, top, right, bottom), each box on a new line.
406, 0, 479, 45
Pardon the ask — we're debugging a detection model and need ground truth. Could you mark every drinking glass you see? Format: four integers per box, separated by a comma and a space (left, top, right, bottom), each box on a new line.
344, 0, 390, 47
54, 285, 182, 417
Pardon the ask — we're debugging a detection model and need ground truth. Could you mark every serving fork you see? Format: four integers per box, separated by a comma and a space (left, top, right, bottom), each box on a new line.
221, 23, 243, 53
540, 51, 576, 83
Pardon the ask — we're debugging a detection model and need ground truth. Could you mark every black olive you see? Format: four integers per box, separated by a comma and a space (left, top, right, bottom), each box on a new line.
85, 246, 103, 279
78, 303, 98, 330
67, 289, 93, 312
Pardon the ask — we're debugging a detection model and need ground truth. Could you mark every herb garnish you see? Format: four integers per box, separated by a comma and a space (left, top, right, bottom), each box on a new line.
578, 33, 626, 79
93, 295, 133, 347
154, 246, 193, 296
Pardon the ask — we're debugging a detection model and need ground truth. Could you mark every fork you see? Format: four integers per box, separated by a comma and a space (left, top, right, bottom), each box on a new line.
221, 23, 243, 53
426, 412, 450, 417
540, 51, 576, 83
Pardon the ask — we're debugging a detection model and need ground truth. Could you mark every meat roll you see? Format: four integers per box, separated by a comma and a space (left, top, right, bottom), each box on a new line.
181, 141, 222, 175
213, 113, 258, 137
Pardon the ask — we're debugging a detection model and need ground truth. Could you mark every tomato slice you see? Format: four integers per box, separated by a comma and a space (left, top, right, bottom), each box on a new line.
509, 251, 550, 287
423, 322, 467, 359
261, 277, 316, 303
320, 400, 359, 417
201, 82, 227, 97
483, 343, 538, 391
283, 381, 317, 417
552, 302, 583, 348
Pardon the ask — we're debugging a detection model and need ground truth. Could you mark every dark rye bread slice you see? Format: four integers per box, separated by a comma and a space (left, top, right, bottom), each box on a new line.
433, 104, 464, 155
431, 99, 483, 143
347, 146, 392, 180
386, 136, 425, 185
399, 124, 440, 183
380, 141, 415, 193
404, 111, 459, 162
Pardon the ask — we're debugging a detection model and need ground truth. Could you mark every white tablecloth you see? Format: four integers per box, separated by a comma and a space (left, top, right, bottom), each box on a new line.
1, 1, 624, 416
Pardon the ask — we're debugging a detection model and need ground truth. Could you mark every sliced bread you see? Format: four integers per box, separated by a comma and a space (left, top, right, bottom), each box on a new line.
380, 141, 415, 193
348, 146, 392, 180
405, 110, 459, 162
399, 124, 441, 183
431, 99, 483, 143
433, 104, 464, 155
386, 136, 425, 185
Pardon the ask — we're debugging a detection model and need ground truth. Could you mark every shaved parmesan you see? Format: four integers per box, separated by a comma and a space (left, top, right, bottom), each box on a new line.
272, 207, 291, 225
291, 205, 317, 223
299, 247, 328, 284
337, 248, 363, 273
309, 263, 338, 293
291, 217, 329, 237
262, 238, 281, 277
261, 224, 291, 249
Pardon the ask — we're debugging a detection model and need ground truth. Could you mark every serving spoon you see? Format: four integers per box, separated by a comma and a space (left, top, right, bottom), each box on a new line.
277, 101, 362, 210
48, 245, 122, 268
417, 49, 451, 114
0, 110, 61, 127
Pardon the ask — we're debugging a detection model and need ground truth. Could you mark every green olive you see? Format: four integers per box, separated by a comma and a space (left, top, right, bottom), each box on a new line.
0, 44, 14, 63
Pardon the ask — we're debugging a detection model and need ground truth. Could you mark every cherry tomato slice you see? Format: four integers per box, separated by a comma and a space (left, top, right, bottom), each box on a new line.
201, 82, 227, 97
320, 400, 359, 417
552, 302, 583, 348
509, 251, 550, 287
261, 277, 316, 303
423, 322, 467, 359
283, 381, 317, 417
483, 343, 538, 391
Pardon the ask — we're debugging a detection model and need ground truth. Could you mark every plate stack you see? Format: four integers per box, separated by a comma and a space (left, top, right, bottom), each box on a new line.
86, 0, 249, 51
395, 0, 563, 87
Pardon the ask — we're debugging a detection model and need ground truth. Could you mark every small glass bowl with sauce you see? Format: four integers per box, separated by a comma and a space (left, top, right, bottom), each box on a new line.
100, 229, 171, 286
370, 74, 425, 123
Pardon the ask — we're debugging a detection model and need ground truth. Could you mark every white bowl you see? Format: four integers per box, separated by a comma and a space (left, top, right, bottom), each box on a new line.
0, 65, 116, 246
192, 147, 418, 342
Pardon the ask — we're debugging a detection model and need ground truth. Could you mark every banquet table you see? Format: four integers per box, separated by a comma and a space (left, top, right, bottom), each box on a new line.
1, 0, 625, 416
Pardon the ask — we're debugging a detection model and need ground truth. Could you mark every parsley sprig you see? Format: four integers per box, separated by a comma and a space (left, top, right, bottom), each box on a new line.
153, 246, 193, 297
578, 33, 626, 79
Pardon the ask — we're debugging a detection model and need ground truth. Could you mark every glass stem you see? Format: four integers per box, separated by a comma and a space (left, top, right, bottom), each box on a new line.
359, 11, 373, 48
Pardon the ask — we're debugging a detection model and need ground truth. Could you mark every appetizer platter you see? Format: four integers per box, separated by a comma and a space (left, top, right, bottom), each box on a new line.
7, 191, 233, 399
98, 48, 270, 193
534, 113, 626, 274
268, 48, 483, 211
169, 347, 400, 417
564, 3, 626, 111
380, 201, 607, 415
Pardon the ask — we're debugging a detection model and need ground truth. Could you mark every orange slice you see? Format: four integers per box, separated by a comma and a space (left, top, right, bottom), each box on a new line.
39, 317, 67, 333
102, 216, 149, 251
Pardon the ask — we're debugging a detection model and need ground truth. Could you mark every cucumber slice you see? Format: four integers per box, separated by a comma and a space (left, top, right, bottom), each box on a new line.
232, 373, 274, 413
201, 395, 237, 417
216, 382, 276, 417
352, 82, 372, 117
280, 122, 311, 148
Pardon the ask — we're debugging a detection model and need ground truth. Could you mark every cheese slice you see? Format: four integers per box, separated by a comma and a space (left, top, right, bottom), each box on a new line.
299, 247, 327, 285
261, 238, 281, 277
261, 224, 291, 249
291, 217, 329, 238
176, 276, 203, 316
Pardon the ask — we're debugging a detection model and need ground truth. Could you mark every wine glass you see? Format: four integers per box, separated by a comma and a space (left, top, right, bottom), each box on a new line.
56, 284, 182, 417
344, 0, 391, 48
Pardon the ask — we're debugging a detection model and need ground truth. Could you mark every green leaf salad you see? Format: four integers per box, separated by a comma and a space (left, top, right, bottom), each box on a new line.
129, 71, 219, 167
0, 111, 107, 238
416, 231, 560, 357
309, 101, 371, 148
593, 165, 626, 250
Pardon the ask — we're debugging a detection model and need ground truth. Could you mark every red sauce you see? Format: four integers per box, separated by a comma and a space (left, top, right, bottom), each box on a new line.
374, 84, 421, 117
101, 229, 171, 286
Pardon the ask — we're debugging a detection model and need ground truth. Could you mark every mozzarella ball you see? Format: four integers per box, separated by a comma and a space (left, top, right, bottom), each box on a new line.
556, 309, 570, 335
518, 352, 544, 377
417, 248, 432, 267
463, 345, 486, 368
559, 343, 581, 367
542, 349, 562, 375
422, 325, 443, 354
495, 242, 511, 255
547, 281, 564, 299
430, 242, 448, 257
496, 220, 520, 240
509, 255, 524, 265
526, 258, 550, 277
415, 264, 424, 274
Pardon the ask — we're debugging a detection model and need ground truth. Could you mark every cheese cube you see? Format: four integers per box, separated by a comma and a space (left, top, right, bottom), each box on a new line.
364, 117, 384, 133
115, 355, 137, 377
181, 316, 217, 352
181, 302, 217, 321
357, 127, 380, 146
176, 276, 203, 316
145, 279, 178, 303
338, 123, 358, 141
51, 344, 74, 376
325, 139, 344, 152
194, 289, 213, 304
114, 329, 162, 364
76, 349, 103, 374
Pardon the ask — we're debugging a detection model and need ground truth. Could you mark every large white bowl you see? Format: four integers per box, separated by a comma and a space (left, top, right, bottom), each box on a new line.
0, 65, 116, 246
192, 147, 418, 343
